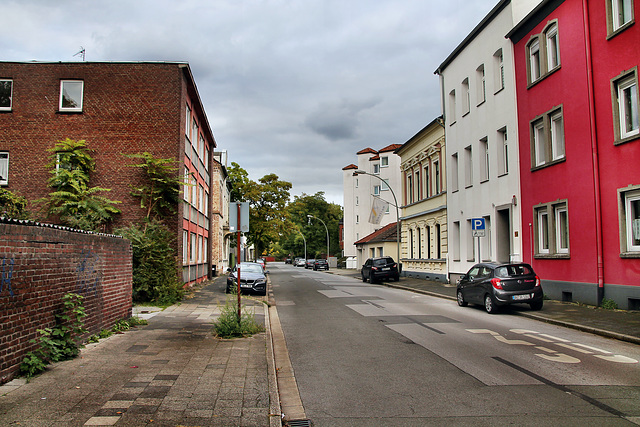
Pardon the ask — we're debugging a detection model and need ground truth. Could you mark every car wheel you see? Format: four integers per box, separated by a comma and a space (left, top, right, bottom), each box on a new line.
394, 275, 399, 282
362, 273, 367, 282
484, 294, 498, 314
457, 290, 468, 307
530, 300, 543, 311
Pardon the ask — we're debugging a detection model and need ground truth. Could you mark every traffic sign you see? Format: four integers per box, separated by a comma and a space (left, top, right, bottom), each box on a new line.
472, 218, 485, 237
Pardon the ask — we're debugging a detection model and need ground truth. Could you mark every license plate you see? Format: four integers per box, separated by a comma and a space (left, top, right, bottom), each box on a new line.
241, 284, 252, 288
512, 294, 531, 301
382, 267, 390, 271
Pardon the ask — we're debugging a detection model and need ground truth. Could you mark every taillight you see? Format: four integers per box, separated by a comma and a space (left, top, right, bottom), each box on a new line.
372, 266, 378, 271
535, 276, 541, 287
491, 278, 503, 289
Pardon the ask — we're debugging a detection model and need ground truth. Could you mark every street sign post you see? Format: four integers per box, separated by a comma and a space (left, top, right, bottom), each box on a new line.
472, 218, 486, 263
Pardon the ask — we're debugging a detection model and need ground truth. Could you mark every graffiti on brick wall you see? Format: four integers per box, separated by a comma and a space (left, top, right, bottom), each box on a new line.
76, 251, 102, 296
0, 257, 15, 297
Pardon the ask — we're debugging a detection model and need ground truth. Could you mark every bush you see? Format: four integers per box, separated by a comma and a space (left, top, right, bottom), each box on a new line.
0, 188, 29, 219
601, 298, 618, 310
213, 296, 264, 338
116, 220, 184, 305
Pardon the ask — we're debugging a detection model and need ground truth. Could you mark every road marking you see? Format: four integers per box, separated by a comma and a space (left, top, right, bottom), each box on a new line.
467, 328, 639, 364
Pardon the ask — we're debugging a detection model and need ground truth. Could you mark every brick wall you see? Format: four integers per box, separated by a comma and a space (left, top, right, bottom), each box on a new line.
0, 220, 132, 384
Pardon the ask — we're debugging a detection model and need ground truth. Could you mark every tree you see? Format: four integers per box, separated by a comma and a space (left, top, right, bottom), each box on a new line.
126, 152, 185, 222
0, 188, 29, 219
39, 138, 121, 232
228, 163, 292, 258
283, 192, 343, 258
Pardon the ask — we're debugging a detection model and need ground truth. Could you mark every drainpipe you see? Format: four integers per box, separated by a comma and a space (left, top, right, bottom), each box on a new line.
582, 0, 605, 305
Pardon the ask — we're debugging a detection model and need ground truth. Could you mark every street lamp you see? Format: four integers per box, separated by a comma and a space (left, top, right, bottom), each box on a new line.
307, 214, 330, 260
295, 228, 307, 261
353, 169, 401, 269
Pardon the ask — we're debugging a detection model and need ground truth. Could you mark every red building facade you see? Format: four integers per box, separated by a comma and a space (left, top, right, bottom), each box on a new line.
0, 62, 217, 286
509, 0, 640, 308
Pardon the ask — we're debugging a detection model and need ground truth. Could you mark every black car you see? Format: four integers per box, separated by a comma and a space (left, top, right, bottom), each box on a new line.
361, 257, 399, 283
456, 262, 543, 314
313, 259, 329, 271
305, 259, 316, 269
226, 262, 267, 296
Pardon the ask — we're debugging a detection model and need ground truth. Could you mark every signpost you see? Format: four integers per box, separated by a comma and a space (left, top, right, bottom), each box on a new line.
229, 202, 250, 321
472, 218, 486, 263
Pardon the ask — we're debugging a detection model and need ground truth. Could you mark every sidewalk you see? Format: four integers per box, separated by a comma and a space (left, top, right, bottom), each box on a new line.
328, 268, 640, 345
0, 276, 279, 426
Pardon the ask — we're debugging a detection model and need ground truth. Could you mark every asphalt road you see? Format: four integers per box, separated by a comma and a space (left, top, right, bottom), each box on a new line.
270, 263, 640, 426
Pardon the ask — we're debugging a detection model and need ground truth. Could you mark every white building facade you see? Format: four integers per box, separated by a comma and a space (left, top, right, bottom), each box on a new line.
435, 0, 540, 282
342, 145, 402, 263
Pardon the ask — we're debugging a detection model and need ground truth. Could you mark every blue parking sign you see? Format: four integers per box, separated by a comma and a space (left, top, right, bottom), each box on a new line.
472, 218, 485, 230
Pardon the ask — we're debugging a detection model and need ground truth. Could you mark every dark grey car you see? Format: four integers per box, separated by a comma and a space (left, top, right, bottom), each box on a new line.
361, 256, 400, 283
226, 262, 267, 296
456, 262, 543, 314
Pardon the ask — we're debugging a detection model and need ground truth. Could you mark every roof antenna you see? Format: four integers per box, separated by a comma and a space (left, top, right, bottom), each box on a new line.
73, 46, 86, 61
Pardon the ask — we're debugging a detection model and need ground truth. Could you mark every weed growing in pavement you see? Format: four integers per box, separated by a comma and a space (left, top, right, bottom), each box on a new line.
86, 316, 148, 343
213, 295, 265, 338
601, 298, 618, 310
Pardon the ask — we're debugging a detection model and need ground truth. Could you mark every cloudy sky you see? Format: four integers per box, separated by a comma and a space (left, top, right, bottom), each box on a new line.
4, 0, 497, 205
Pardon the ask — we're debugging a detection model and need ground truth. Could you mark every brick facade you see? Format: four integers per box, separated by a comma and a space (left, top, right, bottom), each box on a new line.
0, 220, 132, 383
0, 61, 219, 286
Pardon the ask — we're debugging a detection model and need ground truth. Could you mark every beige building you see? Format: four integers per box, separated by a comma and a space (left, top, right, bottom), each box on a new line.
395, 117, 448, 281
354, 222, 398, 269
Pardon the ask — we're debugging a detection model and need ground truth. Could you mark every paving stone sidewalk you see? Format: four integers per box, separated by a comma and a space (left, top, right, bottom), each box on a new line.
0, 277, 276, 426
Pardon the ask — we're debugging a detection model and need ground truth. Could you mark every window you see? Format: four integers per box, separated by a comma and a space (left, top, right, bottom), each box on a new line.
356, 196, 359, 206
550, 111, 565, 160
527, 22, 561, 85
607, 0, 635, 36
185, 104, 191, 139
0, 80, 12, 111
497, 127, 509, 176
620, 187, 640, 254
494, 49, 505, 92
381, 156, 389, 167
356, 215, 359, 224
461, 78, 470, 115
381, 178, 390, 191
433, 159, 441, 194
450, 153, 459, 192
612, 70, 639, 143
545, 24, 560, 70
424, 164, 431, 198
467, 219, 475, 261
59, 80, 83, 112
409, 229, 414, 259
530, 107, 565, 169
199, 135, 205, 160
479, 137, 489, 182
476, 65, 486, 105
528, 38, 541, 83
534, 200, 570, 257
464, 145, 473, 188
417, 228, 422, 259
426, 226, 432, 259
415, 171, 421, 200
449, 90, 456, 124
407, 174, 413, 204
183, 230, 189, 265
452, 221, 460, 261
190, 233, 197, 263
373, 163, 380, 174
0, 152, 8, 185
436, 223, 442, 259
373, 185, 381, 196
198, 235, 204, 263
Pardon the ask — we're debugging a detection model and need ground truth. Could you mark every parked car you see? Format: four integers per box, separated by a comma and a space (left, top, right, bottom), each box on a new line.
305, 259, 316, 269
456, 262, 543, 314
313, 259, 329, 271
295, 258, 306, 267
226, 262, 267, 296
255, 258, 266, 271
361, 257, 399, 283
285, 258, 292, 264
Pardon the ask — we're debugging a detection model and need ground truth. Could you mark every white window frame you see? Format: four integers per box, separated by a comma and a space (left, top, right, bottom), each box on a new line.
610, 0, 634, 33
450, 154, 458, 192
555, 205, 569, 254
464, 145, 473, 188
185, 104, 192, 139
476, 64, 486, 105
183, 230, 189, 265
461, 78, 470, 116
434, 159, 441, 194
528, 38, 541, 83
59, 80, 84, 112
449, 90, 456, 124
623, 188, 640, 252
479, 138, 489, 183
381, 178, 390, 191
497, 127, 508, 176
373, 185, 381, 196
545, 24, 560, 71
373, 163, 380, 174
0, 152, 8, 185
190, 233, 197, 263
494, 49, 505, 93
533, 120, 546, 167
0, 79, 13, 111
537, 209, 550, 254
381, 156, 389, 167
550, 111, 565, 160
424, 164, 431, 197
615, 73, 639, 141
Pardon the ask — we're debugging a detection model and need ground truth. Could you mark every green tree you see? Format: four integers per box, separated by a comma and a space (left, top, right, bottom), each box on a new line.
0, 188, 29, 219
39, 138, 121, 232
126, 152, 185, 221
228, 163, 292, 258
283, 192, 342, 258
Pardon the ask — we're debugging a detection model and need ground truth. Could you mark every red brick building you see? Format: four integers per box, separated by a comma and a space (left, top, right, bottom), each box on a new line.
0, 61, 221, 285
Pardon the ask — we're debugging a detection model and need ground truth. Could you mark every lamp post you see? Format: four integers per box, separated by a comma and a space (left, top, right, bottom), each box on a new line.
295, 228, 307, 261
353, 169, 401, 268
307, 214, 330, 260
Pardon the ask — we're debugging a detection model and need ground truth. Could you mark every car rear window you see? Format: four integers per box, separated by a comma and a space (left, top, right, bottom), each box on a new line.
495, 264, 533, 278
373, 258, 393, 267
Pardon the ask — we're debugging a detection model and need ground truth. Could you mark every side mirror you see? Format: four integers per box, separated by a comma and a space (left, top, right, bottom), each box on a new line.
226, 268, 232, 273
265, 270, 270, 275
